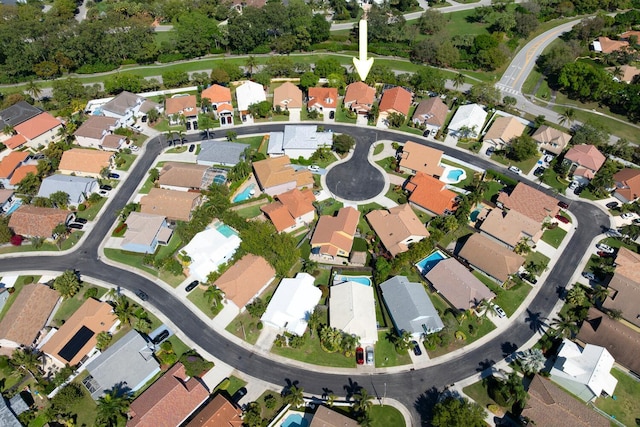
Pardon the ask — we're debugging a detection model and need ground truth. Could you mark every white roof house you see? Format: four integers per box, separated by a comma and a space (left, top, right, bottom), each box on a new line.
236, 81, 267, 113
261, 273, 321, 336
329, 280, 378, 345
267, 125, 333, 159
447, 103, 488, 138
182, 224, 241, 282
550, 339, 618, 402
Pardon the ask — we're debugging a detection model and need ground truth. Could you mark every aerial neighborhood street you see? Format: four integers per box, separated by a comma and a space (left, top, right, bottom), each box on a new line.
0, 0, 640, 426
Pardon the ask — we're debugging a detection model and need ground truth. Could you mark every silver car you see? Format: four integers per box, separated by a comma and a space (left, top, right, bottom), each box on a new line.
365, 346, 374, 365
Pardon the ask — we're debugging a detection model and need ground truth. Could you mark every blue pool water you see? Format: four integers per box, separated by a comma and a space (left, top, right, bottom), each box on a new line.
4, 200, 22, 215
335, 275, 372, 286
470, 208, 482, 222
233, 184, 256, 203
416, 250, 447, 274
213, 174, 226, 185
281, 414, 308, 427
92, 107, 103, 116
215, 223, 238, 238
447, 168, 464, 181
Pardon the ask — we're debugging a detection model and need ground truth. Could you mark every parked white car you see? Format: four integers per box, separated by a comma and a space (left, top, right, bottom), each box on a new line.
493, 305, 507, 319
508, 166, 521, 175
596, 243, 614, 253
621, 212, 634, 219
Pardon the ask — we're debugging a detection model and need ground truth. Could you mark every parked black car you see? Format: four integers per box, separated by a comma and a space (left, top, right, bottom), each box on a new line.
135, 289, 148, 301
73, 218, 88, 224
606, 201, 619, 209
188, 144, 195, 153
68, 223, 83, 230
411, 340, 422, 356
100, 184, 112, 191
108, 173, 120, 179
231, 387, 247, 403
185, 280, 199, 292
533, 166, 545, 176
152, 330, 169, 344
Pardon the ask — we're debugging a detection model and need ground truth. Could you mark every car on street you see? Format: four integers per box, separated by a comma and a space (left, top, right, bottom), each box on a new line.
73, 217, 87, 224
596, 243, 614, 253
534, 166, 545, 176
411, 340, 422, 356
493, 305, 507, 319
582, 272, 596, 281
621, 212, 634, 219
185, 280, 199, 292
152, 329, 169, 344
606, 201, 619, 209
108, 173, 120, 179
365, 346, 374, 365
189, 144, 195, 153
485, 147, 495, 156
508, 166, 521, 175
68, 223, 83, 230
557, 201, 569, 209
135, 289, 148, 301
308, 165, 320, 172
356, 347, 364, 365
100, 184, 112, 191
555, 214, 570, 224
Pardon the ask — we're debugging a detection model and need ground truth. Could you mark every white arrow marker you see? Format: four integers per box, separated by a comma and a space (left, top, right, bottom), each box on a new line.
353, 18, 374, 81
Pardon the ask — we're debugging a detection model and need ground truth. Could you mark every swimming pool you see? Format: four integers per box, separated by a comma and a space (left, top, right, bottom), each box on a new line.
470, 208, 482, 222
334, 275, 372, 286
232, 184, 256, 203
4, 200, 22, 215
440, 165, 467, 184
416, 250, 448, 275
215, 223, 238, 238
281, 413, 308, 427
92, 107, 103, 116
213, 174, 226, 185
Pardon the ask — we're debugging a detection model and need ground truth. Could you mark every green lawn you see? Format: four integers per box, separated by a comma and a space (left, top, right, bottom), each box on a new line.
52, 284, 108, 327
440, 158, 476, 190
370, 405, 405, 427
376, 157, 410, 178
373, 144, 384, 156
187, 287, 223, 319
540, 167, 570, 193
271, 334, 356, 368
375, 331, 413, 368
474, 271, 532, 317
438, 225, 474, 248
0, 231, 83, 253
116, 153, 136, 171
103, 248, 185, 287
236, 204, 264, 218
491, 153, 539, 175
594, 368, 640, 427
335, 102, 357, 124
76, 197, 107, 221
385, 187, 408, 205
541, 226, 567, 249
213, 375, 247, 396
483, 181, 506, 203
463, 380, 501, 410
526, 251, 550, 270
236, 135, 266, 151
225, 310, 262, 345
318, 199, 344, 215
447, 9, 490, 36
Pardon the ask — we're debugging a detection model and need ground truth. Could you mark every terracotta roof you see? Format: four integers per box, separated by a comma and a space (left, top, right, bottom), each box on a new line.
261, 188, 315, 232
344, 82, 376, 112
273, 82, 303, 109
0, 283, 59, 347
4, 134, 27, 150
74, 116, 118, 140
261, 202, 295, 232
308, 87, 338, 109
201, 85, 232, 104
426, 258, 495, 310
9, 165, 37, 186
217, 103, 233, 113
41, 298, 117, 366
483, 116, 525, 144
378, 86, 412, 116
128, 362, 209, 427
165, 95, 198, 116
8, 205, 70, 237
252, 156, 313, 192
614, 168, 640, 201
564, 144, 606, 176
602, 247, 640, 326
310, 207, 360, 256
405, 172, 458, 216
412, 97, 448, 128
609, 64, 640, 83
620, 30, 640, 39
497, 183, 559, 222
158, 162, 209, 190
14, 112, 61, 140
531, 125, 571, 155
214, 254, 275, 307
458, 233, 524, 283
596, 36, 629, 54
140, 188, 200, 222
59, 148, 113, 176
366, 204, 429, 257
479, 208, 542, 248
310, 406, 359, 427
0, 151, 29, 179
399, 141, 445, 176
522, 374, 609, 427
101, 134, 125, 150
185, 394, 242, 427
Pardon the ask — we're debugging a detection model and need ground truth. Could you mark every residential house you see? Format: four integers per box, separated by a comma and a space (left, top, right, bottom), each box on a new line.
8, 164, 38, 188
447, 103, 488, 138
592, 36, 628, 53
478, 208, 543, 250
3, 134, 27, 150
550, 339, 617, 402
13, 112, 62, 149
482, 116, 526, 149
182, 223, 241, 282
0, 283, 59, 349
0, 101, 41, 132
166, 95, 198, 128
184, 394, 242, 427
82, 330, 161, 399
261, 188, 316, 233
0, 395, 22, 427
230, 0, 266, 13
343, 82, 376, 115
307, 87, 338, 116
8, 205, 72, 238
261, 272, 322, 335
563, 144, 606, 183
310, 406, 359, 427
74, 116, 120, 149
127, 362, 209, 427
458, 233, 525, 284
330, 279, 377, 345
613, 168, 640, 202
411, 97, 448, 137
497, 182, 559, 223
531, 125, 571, 155
236, 81, 266, 117
366, 204, 429, 257
101, 91, 161, 125
0, 151, 29, 188
100, 134, 126, 151
577, 307, 640, 376
267, 125, 333, 159
58, 148, 114, 178
0, 189, 15, 213
252, 156, 314, 196
196, 141, 249, 167
273, 82, 303, 112
398, 141, 445, 177
310, 207, 360, 259
376, 86, 413, 128
37, 175, 99, 206
213, 254, 276, 310
380, 276, 444, 339
405, 172, 458, 216
521, 375, 609, 427
41, 298, 118, 367
610, 64, 640, 83
121, 212, 173, 254
425, 258, 495, 311
140, 188, 202, 222
158, 162, 212, 192
201, 84, 234, 126
602, 247, 640, 327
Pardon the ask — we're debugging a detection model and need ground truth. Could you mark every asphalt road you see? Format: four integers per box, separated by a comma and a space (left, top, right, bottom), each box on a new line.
0, 124, 609, 425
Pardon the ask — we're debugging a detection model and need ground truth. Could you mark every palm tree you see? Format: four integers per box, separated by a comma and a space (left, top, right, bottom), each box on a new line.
2, 125, 15, 137
453, 73, 466, 90
25, 80, 42, 100
326, 393, 337, 407
550, 314, 577, 338
591, 285, 609, 305
341, 334, 359, 357
352, 388, 373, 416
204, 285, 224, 309
514, 237, 533, 255
284, 385, 304, 408
607, 308, 623, 320
558, 108, 576, 128
96, 389, 131, 426
11, 347, 42, 378
516, 348, 546, 374
566, 285, 587, 307
245, 55, 258, 76
113, 296, 136, 327
475, 299, 494, 324
301, 259, 318, 274
307, 307, 321, 338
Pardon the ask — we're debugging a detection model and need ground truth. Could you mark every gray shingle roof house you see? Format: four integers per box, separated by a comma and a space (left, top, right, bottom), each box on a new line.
82, 330, 160, 399
0, 101, 41, 127
37, 175, 98, 205
0, 396, 21, 427
380, 276, 444, 339
197, 141, 250, 167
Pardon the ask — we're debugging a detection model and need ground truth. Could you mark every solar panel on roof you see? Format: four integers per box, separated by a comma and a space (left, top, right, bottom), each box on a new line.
58, 325, 95, 363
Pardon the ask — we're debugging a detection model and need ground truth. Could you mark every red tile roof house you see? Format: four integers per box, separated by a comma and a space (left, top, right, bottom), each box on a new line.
260, 188, 316, 233
562, 144, 606, 184
310, 206, 360, 260
13, 112, 62, 150
201, 84, 234, 126
411, 97, 448, 137
613, 168, 640, 203
366, 204, 429, 257
307, 87, 338, 116
344, 82, 376, 115
0, 151, 30, 189
8, 205, 72, 238
404, 172, 459, 216
127, 362, 209, 427
184, 394, 242, 427
497, 182, 559, 223
398, 141, 445, 177
165, 95, 198, 128
376, 86, 413, 128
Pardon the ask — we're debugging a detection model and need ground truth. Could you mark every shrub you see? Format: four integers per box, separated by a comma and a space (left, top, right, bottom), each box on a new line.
318, 285, 329, 298
83, 287, 98, 299
264, 393, 276, 409
22, 276, 34, 284
77, 204, 86, 211
257, 321, 263, 330
179, 350, 214, 377
10, 235, 22, 246
217, 378, 231, 390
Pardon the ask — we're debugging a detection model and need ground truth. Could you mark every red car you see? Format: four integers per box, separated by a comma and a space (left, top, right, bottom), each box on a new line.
555, 214, 570, 224
356, 347, 364, 365
597, 251, 614, 258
